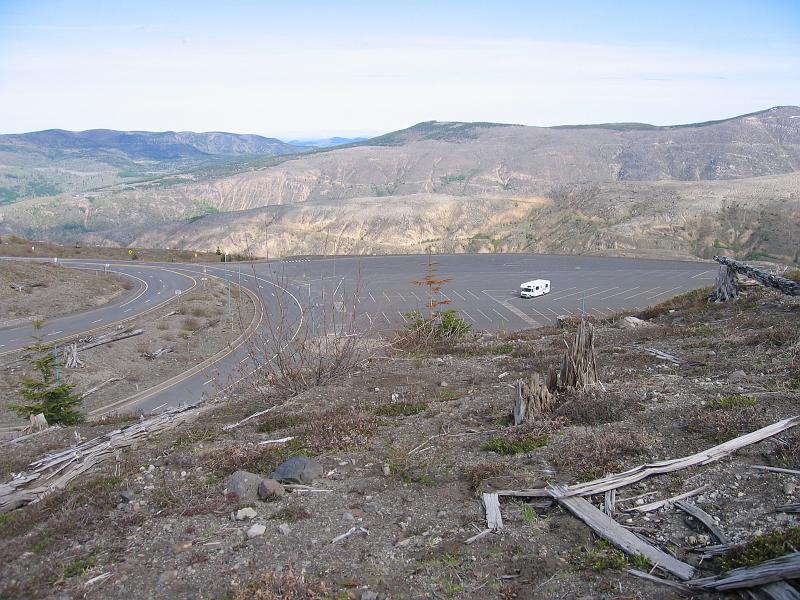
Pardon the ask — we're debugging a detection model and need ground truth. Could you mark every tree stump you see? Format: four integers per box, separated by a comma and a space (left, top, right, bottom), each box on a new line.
514, 373, 556, 425
559, 320, 599, 391
712, 265, 739, 303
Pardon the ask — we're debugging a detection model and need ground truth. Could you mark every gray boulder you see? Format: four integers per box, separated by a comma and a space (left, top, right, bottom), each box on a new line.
226, 470, 262, 502
258, 478, 285, 500
271, 456, 323, 485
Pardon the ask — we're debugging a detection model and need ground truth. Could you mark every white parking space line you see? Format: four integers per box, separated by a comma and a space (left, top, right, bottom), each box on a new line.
240, 357, 249, 364
382, 291, 391, 302
398, 311, 408, 323
491, 308, 509, 322
691, 270, 713, 279
381, 312, 390, 324
47, 330, 63, 336
397, 292, 406, 302
600, 286, 639, 300
552, 286, 600, 301
203, 379, 214, 386
476, 308, 492, 322
651, 285, 686, 299
467, 290, 481, 300
365, 313, 373, 326
625, 286, 661, 300
545, 307, 560, 317
542, 286, 578, 300
450, 290, 466, 301
91, 319, 103, 324
583, 286, 619, 299
460, 310, 476, 323
369, 292, 376, 303
410, 291, 421, 302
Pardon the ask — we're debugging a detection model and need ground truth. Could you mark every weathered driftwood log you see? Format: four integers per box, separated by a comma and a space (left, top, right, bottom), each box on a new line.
560, 320, 599, 391
0, 402, 201, 514
689, 551, 800, 591
713, 256, 800, 297
78, 328, 143, 351
713, 265, 740, 302
143, 347, 174, 360
514, 372, 555, 425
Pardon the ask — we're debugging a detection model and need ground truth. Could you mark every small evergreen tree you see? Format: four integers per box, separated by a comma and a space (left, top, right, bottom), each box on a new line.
11, 333, 84, 425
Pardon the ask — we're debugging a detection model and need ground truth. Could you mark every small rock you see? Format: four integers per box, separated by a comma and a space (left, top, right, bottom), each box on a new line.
236, 507, 258, 521
729, 370, 747, 383
342, 512, 355, 523
364, 503, 378, 514
362, 592, 379, 600
173, 541, 193, 554
382, 464, 391, 477
226, 470, 263, 503
119, 489, 135, 503
258, 478, 285, 500
619, 316, 651, 329
439, 381, 448, 387
272, 456, 323, 485
157, 570, 178, 586
278, 523, 291, 536
635, 498, 645, 506
247, 524, 266, 538
784, 482, 797, 495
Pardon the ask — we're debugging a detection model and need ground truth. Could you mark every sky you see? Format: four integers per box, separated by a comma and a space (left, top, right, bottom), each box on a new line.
0, 0, 799, 139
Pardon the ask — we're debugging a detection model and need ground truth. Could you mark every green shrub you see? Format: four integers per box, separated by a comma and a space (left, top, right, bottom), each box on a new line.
482, 434, 548, 455
707, 395, 757, 410
719, 527, 800, 570
375, 400, 428, 417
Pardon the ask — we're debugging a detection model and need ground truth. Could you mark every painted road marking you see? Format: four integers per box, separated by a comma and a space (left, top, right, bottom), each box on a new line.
397, 292, 406, 302
450, 290, 466, 301
203, 379, 214, 386
584, 286, 619, 299
47, 331, 63, 336
91, 319, 103, 324
625, 286, 661, 300
369, 291, 376, 303
476, 308, 492, 322
461, 310, 476, 323
365, 313, 373, 326
482, 290, 538, 327
398, 311, 408, 323
410, 291, 421, 302
467, 290, 481, 300
692, 270, 713, 279
491, 308, 509, 322
382, 291, 391, 302
651, 285, 686, 299
600, 286, 639, 300
381, 312, 390, 323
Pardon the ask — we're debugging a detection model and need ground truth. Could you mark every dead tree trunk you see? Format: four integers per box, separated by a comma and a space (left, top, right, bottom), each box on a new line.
514, 372, 555, 425
560, 320, 599, 391
712, 265, 739, 302
63, 343, 84, 369
713, 256, 800, 296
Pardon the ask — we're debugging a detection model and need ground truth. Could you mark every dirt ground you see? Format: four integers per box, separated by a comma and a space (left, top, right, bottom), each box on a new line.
0, 278, 255, 429
0, 261, 125, 322
1, 285, 799, 599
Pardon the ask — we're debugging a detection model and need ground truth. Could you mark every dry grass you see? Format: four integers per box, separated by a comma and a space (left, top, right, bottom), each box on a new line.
554, 389, 642, 425
300, 404, 378, 454
637, 287, 712, 320
233, 568, 329, 600
685, 399, 766, 443
551, 429, 654, 480
462, 463, 519, 495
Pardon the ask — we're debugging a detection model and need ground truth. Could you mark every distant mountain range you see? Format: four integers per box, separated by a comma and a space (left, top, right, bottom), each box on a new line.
286, 137, 367, 148
1, 107, 799, 264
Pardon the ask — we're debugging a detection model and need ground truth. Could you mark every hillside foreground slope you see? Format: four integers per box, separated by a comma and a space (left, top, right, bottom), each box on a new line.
2, 283, 799, 599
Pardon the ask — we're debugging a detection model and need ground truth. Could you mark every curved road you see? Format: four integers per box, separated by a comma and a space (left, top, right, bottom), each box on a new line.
1, 254, 716, 422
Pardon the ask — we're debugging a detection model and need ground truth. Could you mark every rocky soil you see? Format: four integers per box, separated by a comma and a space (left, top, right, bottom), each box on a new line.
1, 284, 798, 599
0, 260, 125, 322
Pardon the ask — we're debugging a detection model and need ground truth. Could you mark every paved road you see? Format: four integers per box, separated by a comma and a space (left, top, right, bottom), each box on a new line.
0, 254, 716, 421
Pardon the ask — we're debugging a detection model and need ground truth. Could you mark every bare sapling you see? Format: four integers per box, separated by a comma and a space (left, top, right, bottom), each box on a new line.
240, 259, 375, 401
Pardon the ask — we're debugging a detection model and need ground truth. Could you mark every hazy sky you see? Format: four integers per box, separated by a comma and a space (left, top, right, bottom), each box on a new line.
1, 0, 798, 138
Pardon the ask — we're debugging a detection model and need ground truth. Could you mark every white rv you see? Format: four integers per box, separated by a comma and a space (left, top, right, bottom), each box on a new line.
520, 279, 550, 298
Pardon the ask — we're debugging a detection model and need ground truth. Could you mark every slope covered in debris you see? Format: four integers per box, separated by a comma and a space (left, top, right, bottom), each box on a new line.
1, 283, 799, 599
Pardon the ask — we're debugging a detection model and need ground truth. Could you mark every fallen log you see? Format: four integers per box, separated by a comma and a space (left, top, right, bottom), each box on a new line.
78, 328, 144, 351
79, 377, 123, 400
713, 256, 800, 297
0, 402, 201, 513
552, 484, 696, 580
143, 347, 173, 360
689, 551, 800, 591
494, 416, 800, 499
483, 492, 503, 530
674, 500, 729, 544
